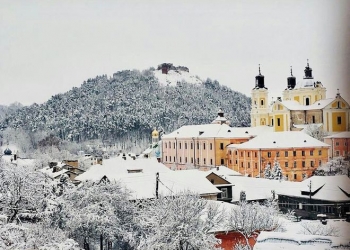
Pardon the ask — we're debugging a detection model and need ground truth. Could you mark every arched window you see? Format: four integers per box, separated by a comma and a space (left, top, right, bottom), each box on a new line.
305, 97, 310, 106
261, 99, 264, 106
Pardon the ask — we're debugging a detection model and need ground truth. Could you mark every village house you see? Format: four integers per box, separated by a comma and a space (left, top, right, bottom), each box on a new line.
277, 175, 350, 219
227, 131, 330, 181
324, 131, 350, 159
75, 155, 221, 200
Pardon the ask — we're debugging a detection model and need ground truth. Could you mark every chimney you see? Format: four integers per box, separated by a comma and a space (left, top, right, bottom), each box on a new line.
216, 166, 219, 171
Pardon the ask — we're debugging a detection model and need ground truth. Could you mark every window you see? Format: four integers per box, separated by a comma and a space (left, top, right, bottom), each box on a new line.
197, 143, 199, 150
173, 143, 175, 148
204, 158, 206, 165
165, 156, 167, 161
319, 160, 322, 166
302, 161, 305, 167
236, 151, 238, 155
229, 160, 232, 164
173, 156, 175, 162
220, 143, 224, 150
261, 99, 264, 106
285, 162, 288, 168
302, 151, 305, 156
197, 158, 199, 164
311, 161, 314, 167
285, 151, 288, 157
221, 159, 224, 165
185, 143, 187, 149
241, 152, 243, 157
185, 157, 187, 163
294, 174, 297, 180
235, 160, 238, 164
165, 142, 167, 148
210, 143, 213, 150
267, 152, 271, 158
336, 142, 339, 146
337, 116, 342, 125
306, 97, 310, 106
271, 119, 274, 126
179, 143, 182, 149
203, 143, 206, 150
255, 163, 258, 169
221, 188, 228, 199
229, 150, 232, 155
310, 150, 313, 156
335, 151, 340, 156
191, 157, 193, 163
294, 161, 297, 168
191, 143, 193, 149
247, 152, 250, 157
241, 162, 244, 168
169, 142, 171, 149
312, 115, 315, 123
179, 157, 182, 163
337, 101, 341, 108
248, 162, 250, 168
254, 152, 257, 157
169, 157, 171, 163
286, 174, 288, 180
318, 150, 322, 156
277, 118, 281, 126
276, 151, 280, 157
210, 159, 213, 165
345, 142, 348, 146
293, 151, 296, 157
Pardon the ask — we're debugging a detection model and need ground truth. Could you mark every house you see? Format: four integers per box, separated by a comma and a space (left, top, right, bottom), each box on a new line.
227, 131, 330, 181
277, 175, 350, 219
75, 156, 221, 200
324, 131, 350, 159
251, 62, 350, 133
205, 172, 234, 202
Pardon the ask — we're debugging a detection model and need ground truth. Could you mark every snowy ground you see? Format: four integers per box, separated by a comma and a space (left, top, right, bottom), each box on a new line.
153, 69, 203, 86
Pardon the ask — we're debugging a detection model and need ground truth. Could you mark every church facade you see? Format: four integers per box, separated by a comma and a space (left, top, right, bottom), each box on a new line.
250, 62, 350, 133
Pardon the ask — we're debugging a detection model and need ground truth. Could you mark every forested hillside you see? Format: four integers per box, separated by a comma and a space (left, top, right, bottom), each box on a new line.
0, 67, 251, 151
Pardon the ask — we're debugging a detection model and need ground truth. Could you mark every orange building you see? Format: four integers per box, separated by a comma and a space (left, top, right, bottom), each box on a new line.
324, 131, 350, 159
227, 131, 330, 181
161, 110, 272, 170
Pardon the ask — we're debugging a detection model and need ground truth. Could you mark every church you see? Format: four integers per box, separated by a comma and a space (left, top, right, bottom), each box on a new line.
250, 61, 350, 133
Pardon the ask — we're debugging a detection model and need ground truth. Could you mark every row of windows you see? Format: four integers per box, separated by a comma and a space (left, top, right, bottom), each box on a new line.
164, 142, 225, 150
335, 141, 348, 146
164, 156, 225, 165
229, 150, 323, 157
237, 160, 321, 168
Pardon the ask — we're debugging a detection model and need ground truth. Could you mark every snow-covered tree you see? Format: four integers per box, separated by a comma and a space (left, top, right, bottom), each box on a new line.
304, 124, 328, 142
299, 221, 339, 236
0, 160, 52, 223
264, 160, 284, 180
264, 163, 271, 179
57, 180, 137, 250
313, 157, 350, 176
136, 192, 223, 250
225, 200, 281, 250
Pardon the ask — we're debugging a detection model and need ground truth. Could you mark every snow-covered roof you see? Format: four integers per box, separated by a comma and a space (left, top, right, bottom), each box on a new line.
225, 176, 297, 202
162, 124, 272, 139
277, 175, 350, 202
255, 231, 350, 250
76, 156, 170, 182
324, 131, 350, 139
227, 131, 330, 150
295, 123, 323, 130
40, 166, 69, 179
280, 98, 335, 111
206, 166, 242, 177
77, 167, 220, 200
153, 69, 203, 86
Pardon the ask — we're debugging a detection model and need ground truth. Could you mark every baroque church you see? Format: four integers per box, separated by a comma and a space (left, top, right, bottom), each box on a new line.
250, 61, 350, 133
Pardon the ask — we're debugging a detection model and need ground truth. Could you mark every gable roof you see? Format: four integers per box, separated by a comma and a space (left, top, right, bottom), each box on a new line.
227, 131, 330, 150
279, 98, 335, 111
277, 175, 350, 202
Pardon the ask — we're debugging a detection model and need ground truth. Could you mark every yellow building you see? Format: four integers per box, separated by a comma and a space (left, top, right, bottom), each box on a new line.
251, 62, 350, 133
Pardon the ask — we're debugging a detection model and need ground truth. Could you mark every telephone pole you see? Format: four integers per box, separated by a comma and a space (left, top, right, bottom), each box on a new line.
308, 180, 312, 211
156, 172, 159, 199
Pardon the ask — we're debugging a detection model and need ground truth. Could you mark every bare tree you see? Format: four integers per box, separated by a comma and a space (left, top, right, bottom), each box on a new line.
299, 221, 339, 236
226, 201, 281, 250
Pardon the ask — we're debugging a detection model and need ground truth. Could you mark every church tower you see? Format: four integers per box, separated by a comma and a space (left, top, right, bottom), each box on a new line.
151, 128, 159, 144
251, 65, 269, 127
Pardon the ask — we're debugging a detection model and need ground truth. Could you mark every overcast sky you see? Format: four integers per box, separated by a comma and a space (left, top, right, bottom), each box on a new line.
1, 0, 349, 106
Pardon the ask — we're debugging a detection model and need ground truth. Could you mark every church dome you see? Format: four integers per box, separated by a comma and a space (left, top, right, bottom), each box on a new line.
4, 148, 12, 155
152, 129, 159, 137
